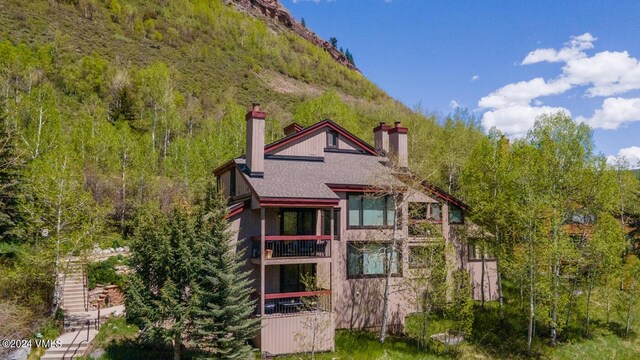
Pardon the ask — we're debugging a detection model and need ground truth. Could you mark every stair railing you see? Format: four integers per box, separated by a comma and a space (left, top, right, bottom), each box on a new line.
62, 319, 90, 360
82, 263, 88, 312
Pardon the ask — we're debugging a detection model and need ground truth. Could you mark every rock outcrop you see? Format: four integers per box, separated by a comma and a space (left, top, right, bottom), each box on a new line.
230, 0, 360, 72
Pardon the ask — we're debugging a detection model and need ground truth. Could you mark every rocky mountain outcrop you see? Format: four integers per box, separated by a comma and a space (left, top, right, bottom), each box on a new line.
230, 0, 360, 72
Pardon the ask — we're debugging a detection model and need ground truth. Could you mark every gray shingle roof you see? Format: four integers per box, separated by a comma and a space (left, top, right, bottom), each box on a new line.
236, 152, 404, 199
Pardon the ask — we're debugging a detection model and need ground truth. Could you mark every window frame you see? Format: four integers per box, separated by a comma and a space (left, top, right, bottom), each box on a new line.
347, 241, 402, 279
322, 208, 341, 240
347, 194, 396, 229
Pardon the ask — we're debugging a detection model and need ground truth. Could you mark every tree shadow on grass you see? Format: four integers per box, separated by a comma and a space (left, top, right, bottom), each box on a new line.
103, 339, 205, 360
469, 305, 546, 359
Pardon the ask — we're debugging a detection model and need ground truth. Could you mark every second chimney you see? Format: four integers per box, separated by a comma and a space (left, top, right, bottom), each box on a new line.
373, 122, 391, 154
388, 121, 408, 168
246, 103, 267, 177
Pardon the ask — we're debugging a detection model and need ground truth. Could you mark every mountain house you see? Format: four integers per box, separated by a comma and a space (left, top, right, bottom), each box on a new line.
214, 104, 499, 356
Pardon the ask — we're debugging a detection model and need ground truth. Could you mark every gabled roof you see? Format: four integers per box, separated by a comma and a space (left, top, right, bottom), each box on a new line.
265, 119, 378, 156
235, 152, 403, 202
213, 119, 377, 176
214, 119, 470, 212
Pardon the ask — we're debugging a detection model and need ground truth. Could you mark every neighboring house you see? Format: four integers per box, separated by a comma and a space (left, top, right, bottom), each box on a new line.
214, 104, 499, 356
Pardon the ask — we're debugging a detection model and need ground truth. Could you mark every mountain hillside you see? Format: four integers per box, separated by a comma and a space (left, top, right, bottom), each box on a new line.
0, 0, 483, 193
0, 0, 483, 340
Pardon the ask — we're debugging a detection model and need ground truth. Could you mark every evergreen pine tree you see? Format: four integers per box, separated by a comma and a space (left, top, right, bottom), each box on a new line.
109, 86, 137, 124
301, 17, 306, 28
192, 185, 259, 359
126, 205, 201, 360
345, 49, 355, 66
0, 103, 22, 242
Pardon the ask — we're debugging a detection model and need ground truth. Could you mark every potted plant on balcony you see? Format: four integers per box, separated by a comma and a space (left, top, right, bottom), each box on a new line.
265, 249, 273, 258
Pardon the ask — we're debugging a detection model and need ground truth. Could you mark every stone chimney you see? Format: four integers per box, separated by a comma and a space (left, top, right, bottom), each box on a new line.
245, 103, 267, 177
388, 121, 408, 168
373, 122, 391, 154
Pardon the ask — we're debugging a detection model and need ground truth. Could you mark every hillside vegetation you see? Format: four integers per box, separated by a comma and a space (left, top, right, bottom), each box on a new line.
0, 0, 483, 340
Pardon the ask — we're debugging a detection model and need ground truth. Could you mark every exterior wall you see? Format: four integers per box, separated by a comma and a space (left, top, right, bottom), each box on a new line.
219, 168, 251, 198
236, 170, 251, 196
219, 170, 231, 198
269, 128, 363, 157
261, 313, 335, 355
467, 260, 500, 301
228, 207, 261, 298
332, 193, 413, 332
227, 181, 501, 355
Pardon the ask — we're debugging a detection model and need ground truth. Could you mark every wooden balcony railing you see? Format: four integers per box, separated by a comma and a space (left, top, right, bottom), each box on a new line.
262, 290, 331, 316
251, 235, 331, 259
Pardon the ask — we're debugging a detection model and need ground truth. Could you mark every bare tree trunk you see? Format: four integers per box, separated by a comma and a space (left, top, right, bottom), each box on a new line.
173, 333, 181, 360
120, 148, 127, 234
34, 106, 44, 159
379, 196, 399, 343
550, 261, 559, 345
481, 250, 486, 308
606, 283, 612, 325
163, 127, 169, 159
625, 276, 638, 337
495, 226, 504, 319
53, 157, 67, 313
585, 272, 595, 334
151, 104, 157, 152
527, 227, 535, 352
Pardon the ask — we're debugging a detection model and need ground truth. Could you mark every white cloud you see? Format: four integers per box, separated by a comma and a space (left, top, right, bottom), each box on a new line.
564, 51, 640, 96
479, 33, 640, 135
450, 100, 459, 109
606, 146, 640, 168
482, 105, 570, 137
479, 77, 571, 109
470, 75, 479, 82
577, 97, 640, 129
522, 33, 596, 64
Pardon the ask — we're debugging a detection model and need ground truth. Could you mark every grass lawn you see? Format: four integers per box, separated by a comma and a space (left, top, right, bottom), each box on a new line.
91, 312, 640, 359
553, 335, 640, 360
274, 330, 450, 360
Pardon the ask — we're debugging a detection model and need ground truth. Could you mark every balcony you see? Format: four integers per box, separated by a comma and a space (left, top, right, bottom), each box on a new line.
262, 290, 331, 317
251, 235, 331, 263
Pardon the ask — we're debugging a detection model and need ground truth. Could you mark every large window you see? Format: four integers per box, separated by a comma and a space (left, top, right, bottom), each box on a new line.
327, 130, 338, 148
229, 169, 236, 197
280, 209, 316, 235
347, 242, 401, 278
348, 194, 395, 228
449, 205, 463, 224
408, 202, 442, 237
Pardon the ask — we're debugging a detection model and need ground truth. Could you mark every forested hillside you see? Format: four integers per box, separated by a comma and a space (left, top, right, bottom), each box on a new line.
0, 0, 483, 338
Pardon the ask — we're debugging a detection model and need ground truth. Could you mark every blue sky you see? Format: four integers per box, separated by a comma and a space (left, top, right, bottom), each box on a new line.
282, 0, 640, 166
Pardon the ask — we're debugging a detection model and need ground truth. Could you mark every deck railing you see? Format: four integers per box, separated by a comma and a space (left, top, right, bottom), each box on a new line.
262, 290, 332, 316
251, 235, 331, 259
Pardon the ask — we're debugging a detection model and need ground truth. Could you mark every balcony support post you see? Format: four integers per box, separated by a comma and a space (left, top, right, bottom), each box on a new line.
260, 207, 266, 318
330, 207, 335, 317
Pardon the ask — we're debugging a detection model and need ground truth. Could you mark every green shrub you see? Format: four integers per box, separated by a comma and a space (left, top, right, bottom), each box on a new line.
88, 256, 127, 289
